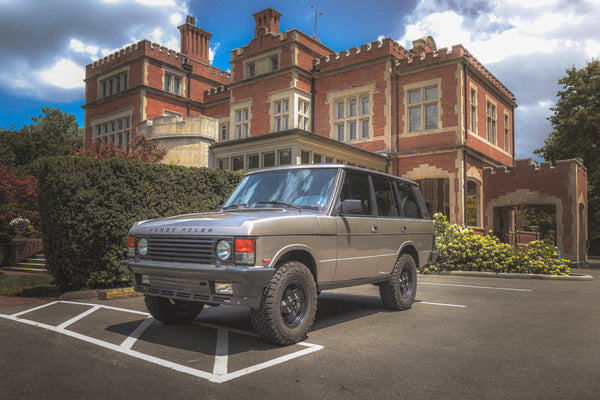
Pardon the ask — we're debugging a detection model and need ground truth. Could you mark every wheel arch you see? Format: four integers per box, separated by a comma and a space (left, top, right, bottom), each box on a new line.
399, 243, 419, 266
272, 247, 318, 283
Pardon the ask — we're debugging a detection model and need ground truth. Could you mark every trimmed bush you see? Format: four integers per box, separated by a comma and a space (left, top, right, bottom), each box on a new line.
424, 213, 570, 276
37, 157, 242, 290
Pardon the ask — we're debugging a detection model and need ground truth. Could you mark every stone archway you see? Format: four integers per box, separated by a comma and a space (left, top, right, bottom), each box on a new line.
485, 189, 563, 251
403, 164, 455, 222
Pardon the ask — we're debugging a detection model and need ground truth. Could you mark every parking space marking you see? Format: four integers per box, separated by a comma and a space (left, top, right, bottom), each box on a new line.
419, 282, 532, 292
414, 300, 467, 308
57, 305, 101, 330
0, 301, 323, 383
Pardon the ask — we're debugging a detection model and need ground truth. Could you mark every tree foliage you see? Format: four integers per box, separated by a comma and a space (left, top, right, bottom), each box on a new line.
0, 165, 39, 242
71, 135, 167, 162
0, 108, 83, 174
534, 59, 600, 255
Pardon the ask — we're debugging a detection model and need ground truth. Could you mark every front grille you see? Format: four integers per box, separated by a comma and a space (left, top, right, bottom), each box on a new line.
142, 235, 224, 264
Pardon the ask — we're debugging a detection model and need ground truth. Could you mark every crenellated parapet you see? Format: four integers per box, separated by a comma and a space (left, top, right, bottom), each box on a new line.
313, 38, 410, 72
463, 49, 515, 102
86, 40, 146, 71
483, 158, 584, 177
86, 39, 231, 83
394, 43, 515, 102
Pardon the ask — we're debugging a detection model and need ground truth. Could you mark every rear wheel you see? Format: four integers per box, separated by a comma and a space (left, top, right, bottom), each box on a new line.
379, 254, 417, 310
144, 295, 204, 324
251, 261, 317, 346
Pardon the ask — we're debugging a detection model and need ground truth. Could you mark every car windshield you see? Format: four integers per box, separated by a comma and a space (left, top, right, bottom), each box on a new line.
224, 168, 338, 211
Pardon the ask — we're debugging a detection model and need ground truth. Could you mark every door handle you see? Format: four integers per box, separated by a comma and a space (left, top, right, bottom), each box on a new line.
370, 226, 378, 233
401, 226, 407, 233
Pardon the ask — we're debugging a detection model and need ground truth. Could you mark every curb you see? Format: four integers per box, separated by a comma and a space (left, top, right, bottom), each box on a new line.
57, 287, 141, 301
427, 270, 593, 281
97, 287, 141, 300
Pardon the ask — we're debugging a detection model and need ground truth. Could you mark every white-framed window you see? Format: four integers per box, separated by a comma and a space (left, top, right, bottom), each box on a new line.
234, 108, 249, 139
408, 85, 438, 133
334, 95, 370, 142
219, 123, 228, 141
100, 71, 128, 99
274, 99, 289, 132
504, 113, 510, 151
470, 87, 477, 133
298, 99, 310, 130
93, 116, 131, 146
164, 72, 182, 96
486, 101, 497, 144
278, 149, 292, 165
248, 154, 260, 170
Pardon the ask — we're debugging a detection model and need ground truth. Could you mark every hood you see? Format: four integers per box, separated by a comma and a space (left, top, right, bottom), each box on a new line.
129, 210, 322, 236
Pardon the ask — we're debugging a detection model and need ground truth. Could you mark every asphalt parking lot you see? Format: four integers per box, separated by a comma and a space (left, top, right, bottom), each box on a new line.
1, 269, 599, 400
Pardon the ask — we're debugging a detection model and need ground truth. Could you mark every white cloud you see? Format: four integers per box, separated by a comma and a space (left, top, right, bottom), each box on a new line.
0, 0, 188, 100
70, 39, 100, 59
398, 0, 600, 157
38, 58, 85, 89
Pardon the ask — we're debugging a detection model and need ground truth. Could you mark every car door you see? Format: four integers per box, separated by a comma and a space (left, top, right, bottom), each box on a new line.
333, 170, 380, 281
372, 175, 405, 274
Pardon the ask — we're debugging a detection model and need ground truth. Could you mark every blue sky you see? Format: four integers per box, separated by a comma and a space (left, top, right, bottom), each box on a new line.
1, 0, 599, 159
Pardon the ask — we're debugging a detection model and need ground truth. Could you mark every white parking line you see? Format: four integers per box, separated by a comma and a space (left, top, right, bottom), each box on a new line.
419, 282, 532, 292
414, 300, 466, 308
0, 301, 323, 383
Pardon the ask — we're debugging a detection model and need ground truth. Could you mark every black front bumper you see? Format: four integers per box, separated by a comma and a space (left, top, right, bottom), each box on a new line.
120, 259, 275, 309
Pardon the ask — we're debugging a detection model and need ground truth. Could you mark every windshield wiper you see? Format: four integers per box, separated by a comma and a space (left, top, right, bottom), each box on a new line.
222, 203, 247, 210
258, 201, 302, 212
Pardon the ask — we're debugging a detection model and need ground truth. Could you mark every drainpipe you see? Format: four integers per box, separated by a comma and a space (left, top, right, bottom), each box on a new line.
511, 105, 515, 163
182, 58, 193, 116
395, 59, 400, 177
311, 76, 316, 133
463, 62, 469, 227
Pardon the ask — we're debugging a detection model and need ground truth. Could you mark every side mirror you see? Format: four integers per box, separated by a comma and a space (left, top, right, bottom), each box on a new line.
340, 199, 363, 215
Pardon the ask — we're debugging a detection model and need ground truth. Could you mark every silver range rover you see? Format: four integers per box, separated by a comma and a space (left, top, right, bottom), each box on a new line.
121, 165, 437, 345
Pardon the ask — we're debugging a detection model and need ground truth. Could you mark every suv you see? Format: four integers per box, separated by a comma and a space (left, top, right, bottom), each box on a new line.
121, 165, 436, 345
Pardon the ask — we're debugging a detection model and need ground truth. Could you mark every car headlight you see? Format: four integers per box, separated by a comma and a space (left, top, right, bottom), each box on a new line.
216, 240, 232, 261
137, 238, 148, 256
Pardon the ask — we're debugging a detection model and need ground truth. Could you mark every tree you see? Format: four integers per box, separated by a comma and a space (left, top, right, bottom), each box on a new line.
0, 108, 83, 173
534, 59, 600, 255
71, 135, 167, 162
0, 164, 39, 241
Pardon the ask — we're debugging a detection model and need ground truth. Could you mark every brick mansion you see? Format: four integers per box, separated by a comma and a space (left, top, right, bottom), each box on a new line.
82, 8, 588, 265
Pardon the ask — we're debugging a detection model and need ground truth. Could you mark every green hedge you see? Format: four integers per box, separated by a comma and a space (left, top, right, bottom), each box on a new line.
37, 157, 242, 290
425, 213, 570, 275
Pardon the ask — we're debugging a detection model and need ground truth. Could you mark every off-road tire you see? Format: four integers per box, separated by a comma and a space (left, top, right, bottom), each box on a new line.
144, 295, 204, 324
251, 261, 317, 346
379, 253, 417, 310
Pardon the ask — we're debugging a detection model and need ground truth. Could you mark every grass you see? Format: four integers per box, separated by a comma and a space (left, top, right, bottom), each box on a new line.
0, 273, 62, 297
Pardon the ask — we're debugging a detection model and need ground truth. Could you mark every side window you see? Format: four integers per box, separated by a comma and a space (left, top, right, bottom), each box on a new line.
339, 171, 373, 215
397, 183, 421, 219
372, 175, 399, 217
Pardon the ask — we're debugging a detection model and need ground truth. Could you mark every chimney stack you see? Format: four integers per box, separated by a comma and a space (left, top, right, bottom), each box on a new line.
178, 15, 212, 64
253, 8, 282, 37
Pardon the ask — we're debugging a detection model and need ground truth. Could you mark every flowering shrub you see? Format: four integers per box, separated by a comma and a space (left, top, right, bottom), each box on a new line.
423, 213, 570, 276
9, 217, 30, 232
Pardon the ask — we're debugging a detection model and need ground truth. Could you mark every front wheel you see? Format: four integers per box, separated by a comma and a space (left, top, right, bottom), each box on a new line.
144, 295, 204, 324
379, 254, 417, 310
251, 261, 317, 346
